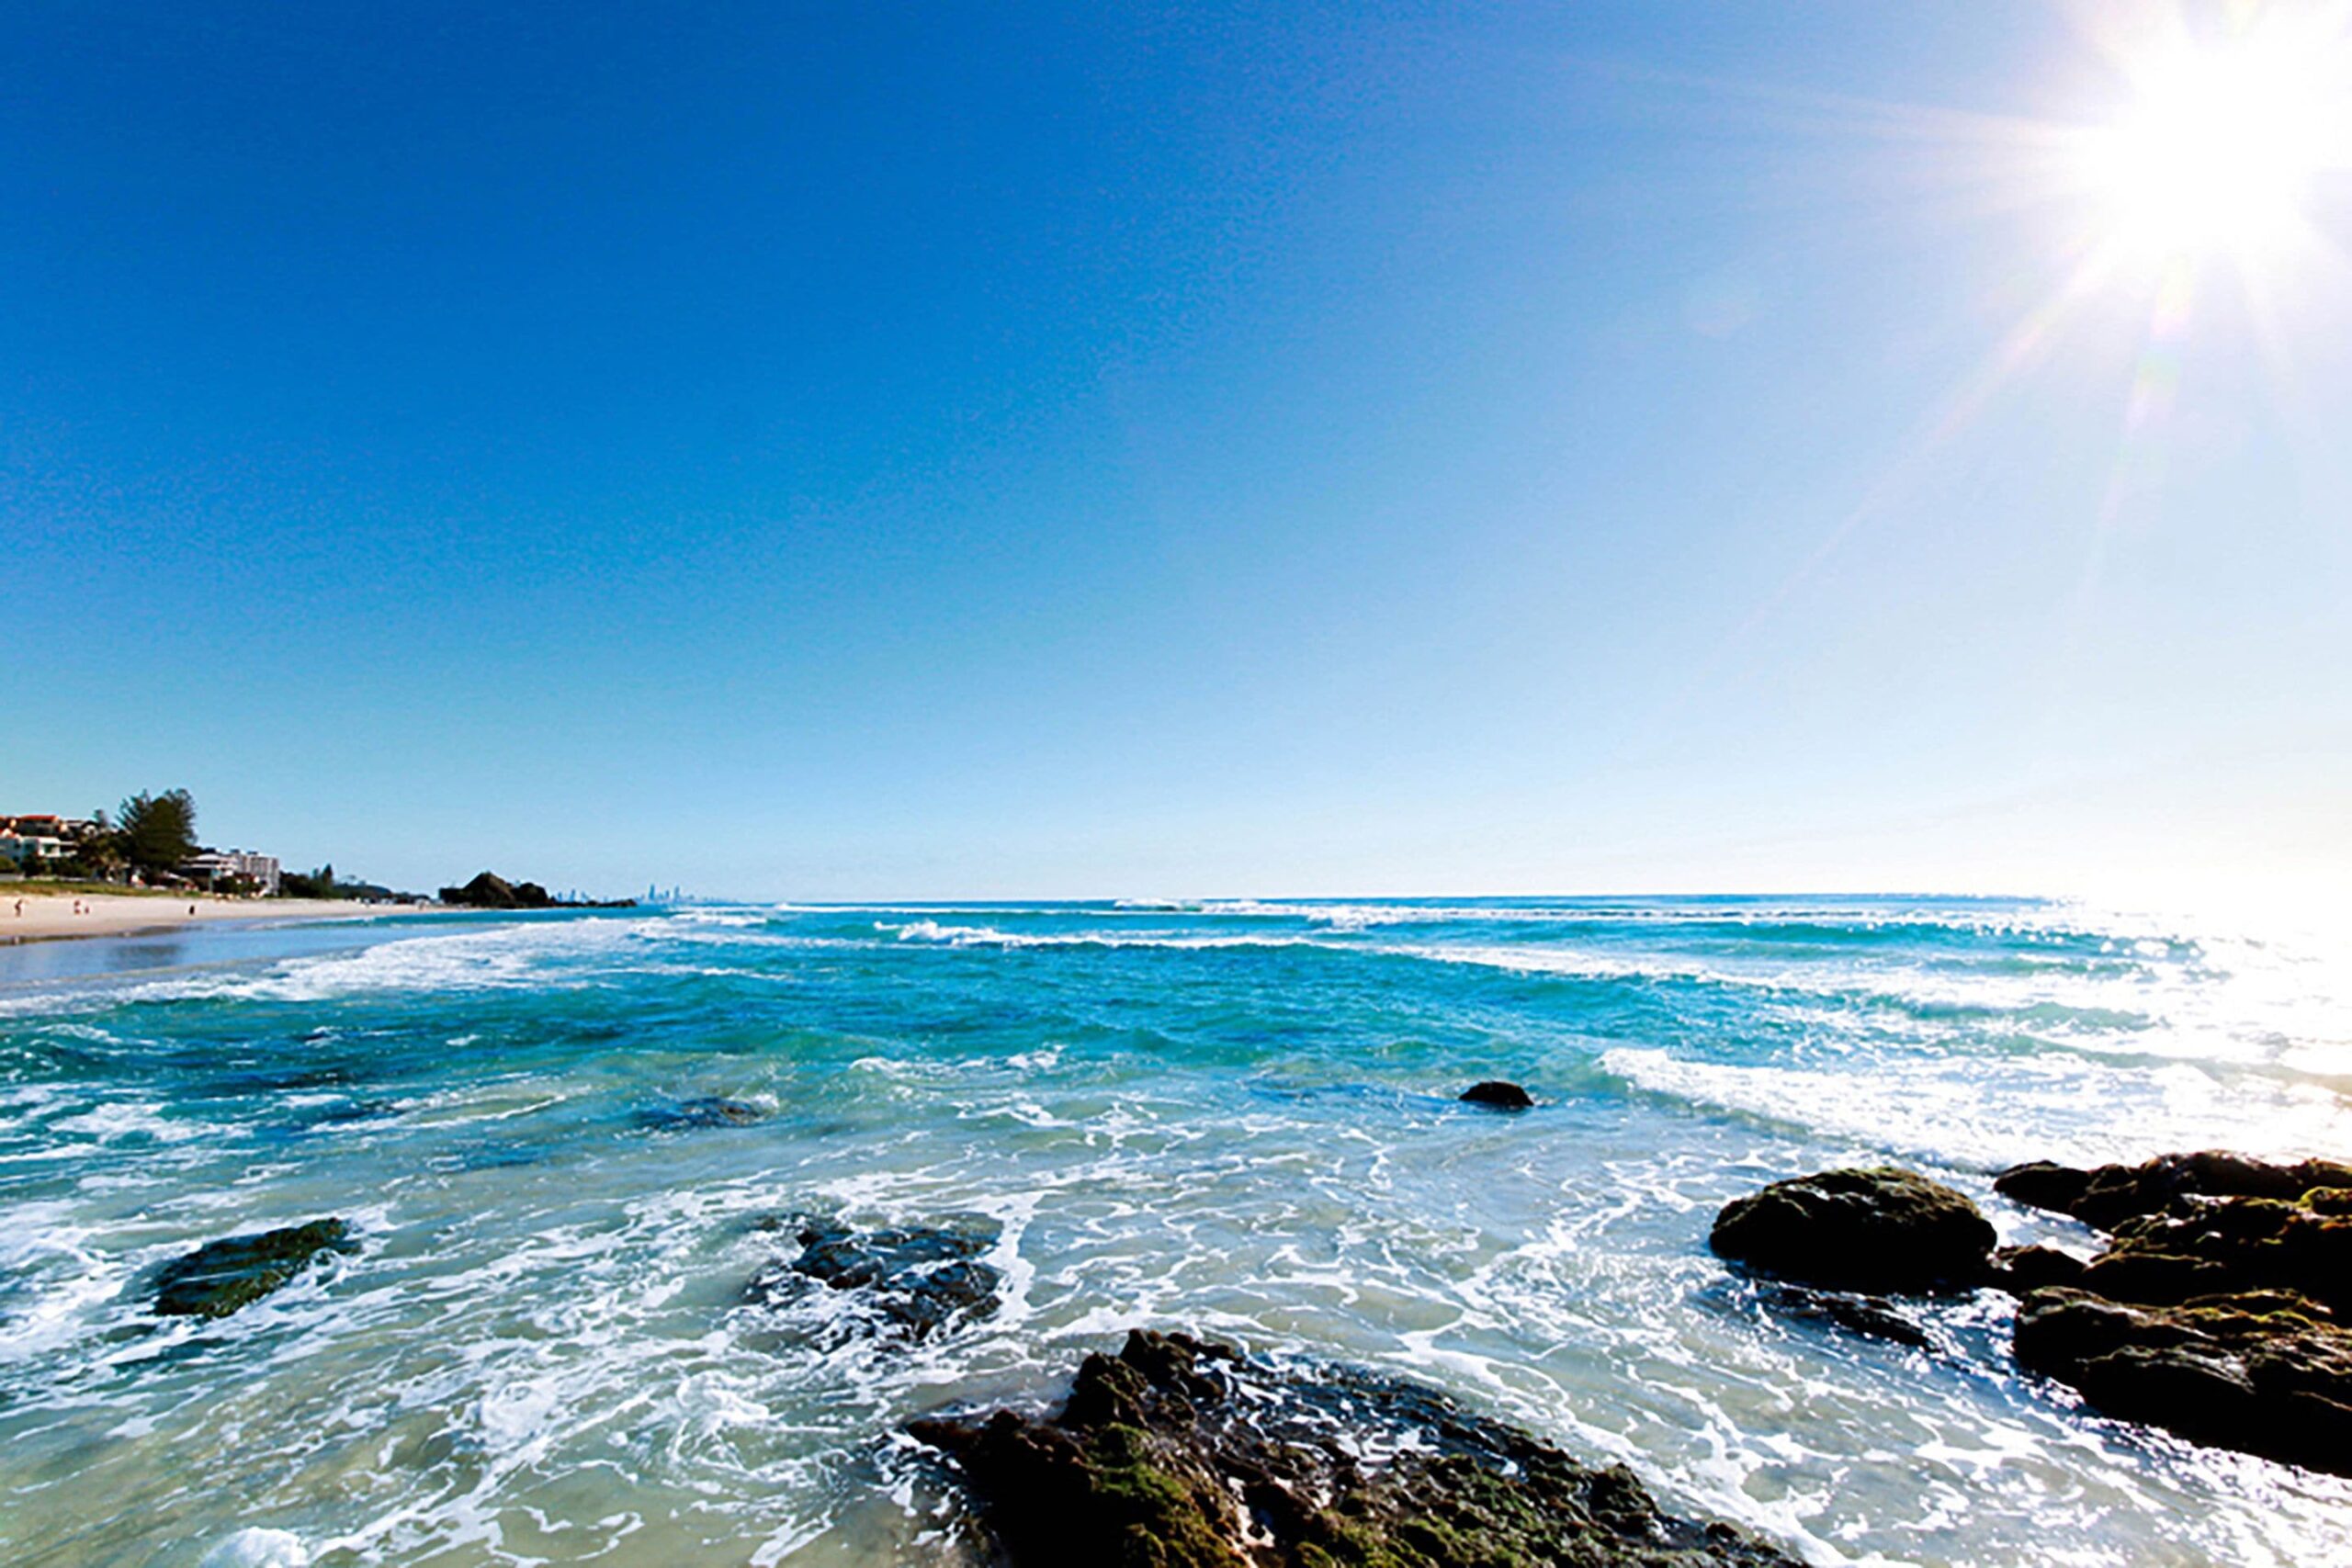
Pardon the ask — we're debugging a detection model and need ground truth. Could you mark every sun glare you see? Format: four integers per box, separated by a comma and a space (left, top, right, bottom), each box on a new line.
2075, 32, 2348, 265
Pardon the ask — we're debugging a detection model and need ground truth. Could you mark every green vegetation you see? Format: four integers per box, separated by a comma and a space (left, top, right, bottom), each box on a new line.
438, 871, 553, 908
114, 788, 198, 873
279, 863, 418, 902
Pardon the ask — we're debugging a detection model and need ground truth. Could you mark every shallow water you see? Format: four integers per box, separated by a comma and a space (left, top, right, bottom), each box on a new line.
2, 897, 2347, 1566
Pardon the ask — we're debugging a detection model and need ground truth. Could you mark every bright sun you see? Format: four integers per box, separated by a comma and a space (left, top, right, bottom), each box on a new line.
2074, 30, 2348, 265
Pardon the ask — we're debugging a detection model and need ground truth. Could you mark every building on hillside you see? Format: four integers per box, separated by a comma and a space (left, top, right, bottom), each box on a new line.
183, 850, 282, 896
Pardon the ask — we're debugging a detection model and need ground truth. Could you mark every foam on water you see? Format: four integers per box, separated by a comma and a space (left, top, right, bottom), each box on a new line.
0, 897, 2346, 1566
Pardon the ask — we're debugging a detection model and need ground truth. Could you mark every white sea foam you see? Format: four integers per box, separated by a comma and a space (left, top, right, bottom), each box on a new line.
1599, 1045, 2352, 1171
48, 1100, 217, 1145
40, 918, 675, 1009
201, 1528, 311, 1567
879, 919, 1322, 953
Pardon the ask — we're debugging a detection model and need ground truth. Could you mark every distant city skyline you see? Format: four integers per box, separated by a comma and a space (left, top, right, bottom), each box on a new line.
6, 2, 2347, 909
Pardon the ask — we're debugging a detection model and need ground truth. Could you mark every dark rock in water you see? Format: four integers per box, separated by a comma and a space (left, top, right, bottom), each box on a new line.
747, 1216, 1001, 1339
153, 1218, 354, 1319
1710, 1168, 1996, 1293
1459, 1079, 1533, 1110
637, 1096, 766, 1131
1992, 1160, 2092, 1216
2081, 1190, 2352, 1314
2013, 1286, 2352, 1474
1756, 1283, 1932, 1348
1994, 1150, 2352, 1230
1992, 1152, 2352, 1463
910, 1328, 1803, 1568
1993, 1243, 2088, 1293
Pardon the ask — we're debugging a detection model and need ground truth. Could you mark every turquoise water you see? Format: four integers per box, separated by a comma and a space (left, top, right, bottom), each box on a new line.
2, 897, 2348, 1566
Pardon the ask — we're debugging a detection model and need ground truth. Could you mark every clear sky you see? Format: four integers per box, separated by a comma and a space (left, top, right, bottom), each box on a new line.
6, 2, 2349, 902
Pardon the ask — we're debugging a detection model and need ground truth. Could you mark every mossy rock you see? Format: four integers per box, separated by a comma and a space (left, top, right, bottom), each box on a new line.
1710, 1168, 1996, 1293
2014, 1286, 2352, 1474
1995, 1151, 2352, 1230
2085, 1191, 2352, 1314
152, 1218, 354, 1319
911, 1328, 1802, 1567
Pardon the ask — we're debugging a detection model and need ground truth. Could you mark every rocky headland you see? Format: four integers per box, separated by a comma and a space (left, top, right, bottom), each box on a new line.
435, 871, 637, 909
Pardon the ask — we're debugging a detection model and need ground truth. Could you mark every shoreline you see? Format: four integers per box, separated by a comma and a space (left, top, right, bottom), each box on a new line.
0, 892, 424, 945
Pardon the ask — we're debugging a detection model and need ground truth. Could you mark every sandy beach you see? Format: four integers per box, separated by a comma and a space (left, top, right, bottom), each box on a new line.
0, 892, 400, 942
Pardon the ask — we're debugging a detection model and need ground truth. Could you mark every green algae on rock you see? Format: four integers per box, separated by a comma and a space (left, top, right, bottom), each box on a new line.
2013, 1285, 2352, 1475
1988, 1149, 2352, 1474
1710, 1168, 1996, 1293
152, 1218, 354, 1319
910, 1328, 1804, 1568
1994, 1151, 2352, 1231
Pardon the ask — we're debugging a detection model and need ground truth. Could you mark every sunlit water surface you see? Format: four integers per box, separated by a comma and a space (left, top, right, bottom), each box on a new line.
2, 897, 2347, 1566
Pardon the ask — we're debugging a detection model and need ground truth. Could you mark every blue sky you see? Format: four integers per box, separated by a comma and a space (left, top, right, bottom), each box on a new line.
6, 2, 2348, 901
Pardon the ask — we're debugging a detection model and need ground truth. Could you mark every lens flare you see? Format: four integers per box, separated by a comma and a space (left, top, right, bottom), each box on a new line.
2073, 30, 2350, 265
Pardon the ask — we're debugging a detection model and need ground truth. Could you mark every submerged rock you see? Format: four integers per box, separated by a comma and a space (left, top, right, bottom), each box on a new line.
1458, 1079, 1534, 1111
1994, 1151, 2352, 1231
746, 1216, 1001, 1339
2013, 1286, 2352, 1474
153, 1218, 354, 1318
636, 1096, 766, 1131
1710, 1168, 1996, 1293
1754, 1282, 1932, 1348
910, 1327, 1802, 1568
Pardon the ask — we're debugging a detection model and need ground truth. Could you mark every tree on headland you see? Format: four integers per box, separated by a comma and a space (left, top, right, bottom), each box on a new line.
279, 864, 336, 899
116, 789, 198, 873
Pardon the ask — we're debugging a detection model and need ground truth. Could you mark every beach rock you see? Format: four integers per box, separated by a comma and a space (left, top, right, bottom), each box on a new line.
1994, 1151, 2352, 1230
1459, 1079, 1534, 1110
637, 1095, 766, 1131
1710, 1168, 1996, 1293
911, 1327, 1803, 1568
1990, 1160, 2092, 1216
2013, 1286, 2352, 1473
2080, 1190, 2352, 1314
1992, 1243, 2088, 1292
153, 1218, 354, 1318
747, 1216, 1001, 1339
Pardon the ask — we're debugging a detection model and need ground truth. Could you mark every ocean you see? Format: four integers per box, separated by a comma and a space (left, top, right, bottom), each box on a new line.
2, 896, 2346, 1566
